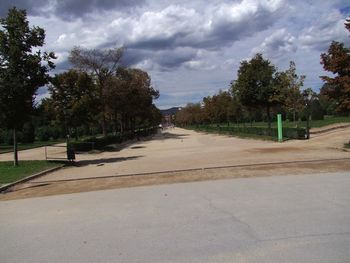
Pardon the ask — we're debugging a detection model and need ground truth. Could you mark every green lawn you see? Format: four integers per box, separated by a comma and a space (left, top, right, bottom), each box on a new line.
0, 161, 63, 185
0, 140, 65, 154
213, 116, 350, 129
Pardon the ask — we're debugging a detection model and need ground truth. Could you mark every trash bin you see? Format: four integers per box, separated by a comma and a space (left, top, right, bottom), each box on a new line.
67, 146, 75, 161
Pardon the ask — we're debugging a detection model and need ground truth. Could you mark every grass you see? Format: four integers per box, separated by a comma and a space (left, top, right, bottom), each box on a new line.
211, 116, 350, 129
345, 142, 350, 149
0, 160, 63, 185
0, 139, 66, 154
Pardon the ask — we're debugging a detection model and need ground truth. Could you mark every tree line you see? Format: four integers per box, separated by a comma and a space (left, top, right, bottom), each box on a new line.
176, 18, 350, 127
0, 8, 161, 165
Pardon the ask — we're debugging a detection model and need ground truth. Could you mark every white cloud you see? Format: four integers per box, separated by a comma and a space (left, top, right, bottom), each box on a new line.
252, 28, 297, 58
299, 10, 350, 51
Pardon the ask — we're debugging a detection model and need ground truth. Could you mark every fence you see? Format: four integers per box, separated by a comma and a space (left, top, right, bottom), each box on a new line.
189, 125, 307, 140
44, 145, 67, 161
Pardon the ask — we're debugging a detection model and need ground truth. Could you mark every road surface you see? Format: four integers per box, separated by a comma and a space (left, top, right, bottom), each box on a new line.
1, 171, 350, 262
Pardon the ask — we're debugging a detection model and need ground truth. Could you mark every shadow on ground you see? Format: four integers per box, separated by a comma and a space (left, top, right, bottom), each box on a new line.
151, 132, 190, 141
76, 155, 143, 166
130, 146, 146, 149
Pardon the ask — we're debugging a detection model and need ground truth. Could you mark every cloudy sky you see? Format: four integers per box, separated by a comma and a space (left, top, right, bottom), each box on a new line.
1, 0, 349, 109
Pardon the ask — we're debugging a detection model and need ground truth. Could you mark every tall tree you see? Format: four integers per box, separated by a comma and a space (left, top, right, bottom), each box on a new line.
105, 67, 159, 132
49, 70, 98, 139
320, 18, 350, 114
69, 46, 124, 136
231, 53, 280, 129
0, 7, 55, 166
281, 61, 305, 124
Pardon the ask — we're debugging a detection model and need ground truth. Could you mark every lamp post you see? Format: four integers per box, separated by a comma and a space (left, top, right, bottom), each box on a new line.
302, 91, 312, 139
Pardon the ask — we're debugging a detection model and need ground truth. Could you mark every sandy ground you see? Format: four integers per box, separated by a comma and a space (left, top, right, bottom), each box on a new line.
1, 126, 349, 200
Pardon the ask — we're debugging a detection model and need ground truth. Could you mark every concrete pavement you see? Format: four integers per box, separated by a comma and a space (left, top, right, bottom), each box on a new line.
1, 171, 350, 262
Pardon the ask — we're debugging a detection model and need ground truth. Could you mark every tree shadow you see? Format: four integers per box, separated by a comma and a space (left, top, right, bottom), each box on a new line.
130, 146, 146, 149
149, 132, 190, 141
76, 155, 143, 166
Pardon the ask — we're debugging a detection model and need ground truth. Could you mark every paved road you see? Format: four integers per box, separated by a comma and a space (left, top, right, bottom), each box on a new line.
1, 172, 350, 262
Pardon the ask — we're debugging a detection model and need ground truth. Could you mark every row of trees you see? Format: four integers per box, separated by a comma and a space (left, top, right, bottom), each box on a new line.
42, 48, 161, 140
0, 8, 161, 165
176, 18, 350, 127
176, 59, 319, 127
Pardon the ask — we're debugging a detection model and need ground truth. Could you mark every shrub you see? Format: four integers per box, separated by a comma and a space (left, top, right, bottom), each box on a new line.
0, 129, 25, 145
22, 123, 35, 143
36, 126, 51, 141
69, 126, 157, 152
50, 126, 62, 140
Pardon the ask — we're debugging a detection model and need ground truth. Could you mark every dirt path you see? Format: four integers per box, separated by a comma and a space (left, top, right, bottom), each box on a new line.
1, 127, 349, 200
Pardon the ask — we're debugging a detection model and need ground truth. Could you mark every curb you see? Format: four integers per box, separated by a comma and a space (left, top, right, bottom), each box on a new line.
31, 157, 350, 184
0, 165, 64, 193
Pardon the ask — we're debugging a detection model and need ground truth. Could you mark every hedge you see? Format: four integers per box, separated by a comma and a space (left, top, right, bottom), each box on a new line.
69, 126, 157, 151
190, 125, 307, 140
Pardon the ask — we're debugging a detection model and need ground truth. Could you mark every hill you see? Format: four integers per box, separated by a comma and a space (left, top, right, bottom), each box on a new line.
160, 107, 181, 116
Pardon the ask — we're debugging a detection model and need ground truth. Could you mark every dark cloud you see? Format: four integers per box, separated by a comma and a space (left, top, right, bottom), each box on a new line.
123, 47, 197, 71
53, 59, 72, 74
54, 0, 145, 20
340, 5, 350, 15
122, 48, 149, 66
0, 0, 145, 19
156, 49, 197, 70
128, 32, 190, 51
0, 0, 48, 17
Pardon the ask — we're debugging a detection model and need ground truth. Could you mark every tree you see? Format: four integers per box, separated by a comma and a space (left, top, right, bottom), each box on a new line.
49, 70, 98, 139
231, 53, 281, 129
0, 8, 55, 166
175, 103, 202, 126
69, 46, 124, 136
202, 91, 232, 124
320, 18, 350, 114
105, 68, 159, 132
282, 61, 305, 124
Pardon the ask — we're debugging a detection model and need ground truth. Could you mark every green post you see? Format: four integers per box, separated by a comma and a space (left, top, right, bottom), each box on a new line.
277, 114, 283, 142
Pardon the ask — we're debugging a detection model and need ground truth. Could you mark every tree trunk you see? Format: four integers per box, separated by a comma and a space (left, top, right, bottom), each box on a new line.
13, 128, 18, 166
102, 113, 107, 137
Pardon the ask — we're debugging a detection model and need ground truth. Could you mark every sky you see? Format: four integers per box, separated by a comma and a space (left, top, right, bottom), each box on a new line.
1, 0, 349, 109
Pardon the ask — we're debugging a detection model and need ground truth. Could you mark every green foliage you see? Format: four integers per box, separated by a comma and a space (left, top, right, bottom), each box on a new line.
232, 54, 276, 108
0, 7, 55, 165
0, 7, 55, 130
320, 19, 350, 114
35, 126, 51, 141
282, 61, 306, 123
49, 70, 98, 136
1, 129, 16, 145
21, 122, 35, 143
231, 53, 286, 128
